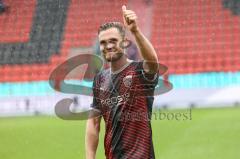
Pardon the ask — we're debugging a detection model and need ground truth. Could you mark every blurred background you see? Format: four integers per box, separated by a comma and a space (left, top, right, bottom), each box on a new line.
0, 0, 239, 159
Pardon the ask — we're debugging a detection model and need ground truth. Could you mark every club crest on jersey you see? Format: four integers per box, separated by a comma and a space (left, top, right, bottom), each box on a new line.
123, 75, 132, 88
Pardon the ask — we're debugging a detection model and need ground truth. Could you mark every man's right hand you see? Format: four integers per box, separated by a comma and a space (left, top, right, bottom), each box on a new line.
85, 117, 101, 159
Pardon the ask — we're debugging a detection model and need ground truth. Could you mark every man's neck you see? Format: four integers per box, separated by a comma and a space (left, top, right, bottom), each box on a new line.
110, 55, 130, 73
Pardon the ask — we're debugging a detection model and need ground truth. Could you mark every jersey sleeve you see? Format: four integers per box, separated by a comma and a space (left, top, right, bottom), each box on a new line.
137, 60, 159, 86
90, 74, 102, 114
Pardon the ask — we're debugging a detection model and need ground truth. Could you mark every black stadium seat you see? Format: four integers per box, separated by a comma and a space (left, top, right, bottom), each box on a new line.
0, 0, 70, 65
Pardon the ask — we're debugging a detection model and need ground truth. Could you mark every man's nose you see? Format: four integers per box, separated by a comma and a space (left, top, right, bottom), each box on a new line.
106, 43, 115, 49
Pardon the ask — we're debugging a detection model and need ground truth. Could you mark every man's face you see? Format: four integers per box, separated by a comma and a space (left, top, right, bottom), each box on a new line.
99, 28, 124, 62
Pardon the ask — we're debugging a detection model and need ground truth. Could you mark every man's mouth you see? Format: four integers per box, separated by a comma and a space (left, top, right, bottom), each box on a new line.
104, 51, 117, 56
105, 50, 117, 54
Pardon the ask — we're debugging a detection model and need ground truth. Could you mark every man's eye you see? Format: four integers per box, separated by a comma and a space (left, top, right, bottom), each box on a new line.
100, 42, 106, 45
109, 40, 117, 44
110, 38, 118, 42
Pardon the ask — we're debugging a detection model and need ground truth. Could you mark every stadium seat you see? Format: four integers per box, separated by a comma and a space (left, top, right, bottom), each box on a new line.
152, 0, 240, 74
0, 0, 239, 82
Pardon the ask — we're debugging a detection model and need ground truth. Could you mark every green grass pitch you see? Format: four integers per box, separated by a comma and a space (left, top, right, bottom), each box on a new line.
0, 107, 240, 159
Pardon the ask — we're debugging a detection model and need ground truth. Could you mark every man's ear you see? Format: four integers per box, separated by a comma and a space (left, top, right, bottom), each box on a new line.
120, 38, 132, 49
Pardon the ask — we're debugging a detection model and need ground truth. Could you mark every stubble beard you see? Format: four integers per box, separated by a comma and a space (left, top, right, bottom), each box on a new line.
104, 51, 124, 62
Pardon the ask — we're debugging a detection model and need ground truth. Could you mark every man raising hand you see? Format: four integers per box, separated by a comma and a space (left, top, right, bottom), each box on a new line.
85, 5, 159, 159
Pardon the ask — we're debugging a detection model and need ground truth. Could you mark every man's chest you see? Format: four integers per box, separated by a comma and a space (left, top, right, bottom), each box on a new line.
97, 70, 142, 109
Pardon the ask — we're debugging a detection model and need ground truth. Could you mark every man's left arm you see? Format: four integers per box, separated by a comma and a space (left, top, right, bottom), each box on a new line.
122, 5, 159, 74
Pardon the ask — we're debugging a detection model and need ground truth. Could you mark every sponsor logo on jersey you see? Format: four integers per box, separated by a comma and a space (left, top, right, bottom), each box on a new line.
101, 93, 130, 107
123, 75, 132, 88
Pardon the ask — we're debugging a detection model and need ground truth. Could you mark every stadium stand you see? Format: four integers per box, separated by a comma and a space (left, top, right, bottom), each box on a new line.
0, 0, 239, 116
0, 0, 127, 82
0, 0, 68, 65
0, 0, 6, 14
0, 0, 239, 82
223, 0, 240, 15
152, 0, 240, 74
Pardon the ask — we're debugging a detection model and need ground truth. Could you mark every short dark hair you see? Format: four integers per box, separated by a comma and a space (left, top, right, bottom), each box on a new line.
98, 22, 126, 38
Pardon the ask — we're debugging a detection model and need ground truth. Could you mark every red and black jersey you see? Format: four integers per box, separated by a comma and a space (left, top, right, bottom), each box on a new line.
91, 61, 159, 159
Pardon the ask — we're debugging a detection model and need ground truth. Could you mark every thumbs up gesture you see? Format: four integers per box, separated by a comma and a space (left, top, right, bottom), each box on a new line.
122, 5, 138, 33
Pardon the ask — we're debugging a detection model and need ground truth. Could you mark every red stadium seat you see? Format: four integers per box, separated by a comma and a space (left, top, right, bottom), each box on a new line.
152, 0, 240, 74
0, 0, 240, 82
